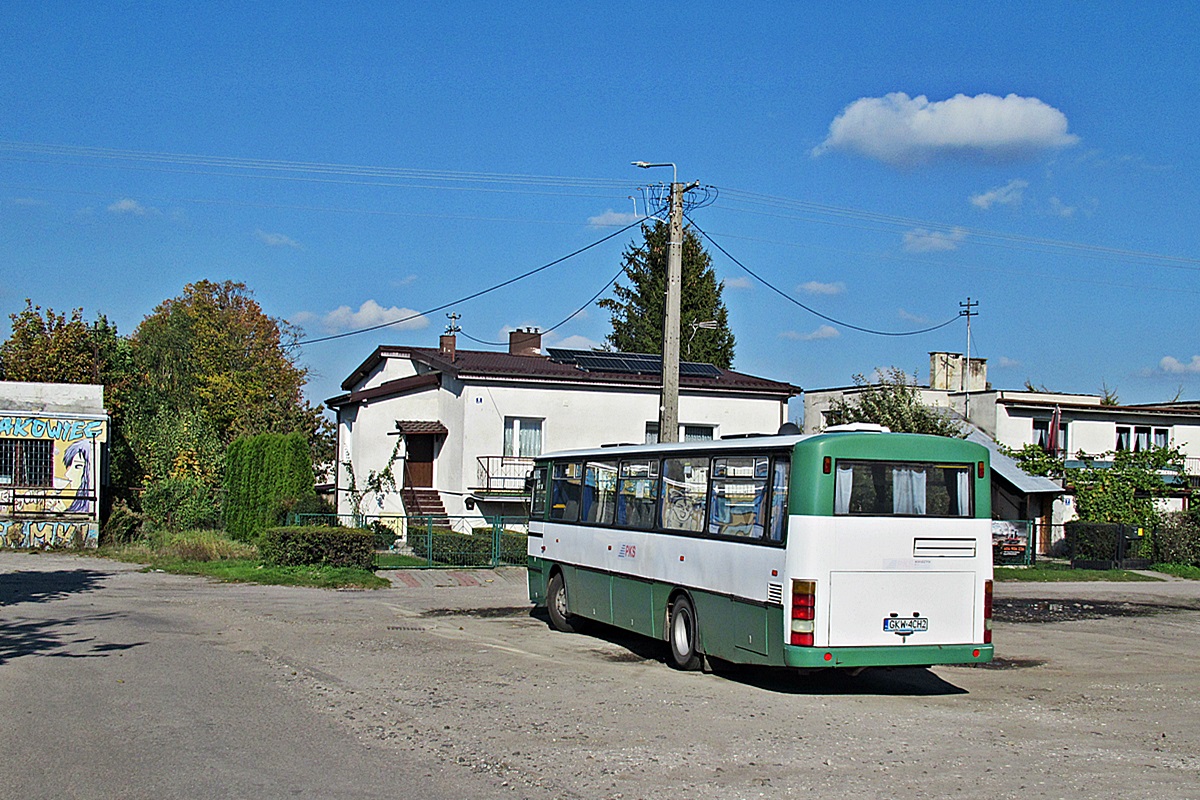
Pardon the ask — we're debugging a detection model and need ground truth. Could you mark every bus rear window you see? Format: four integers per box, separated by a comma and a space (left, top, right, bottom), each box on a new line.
834, 460, 973, 517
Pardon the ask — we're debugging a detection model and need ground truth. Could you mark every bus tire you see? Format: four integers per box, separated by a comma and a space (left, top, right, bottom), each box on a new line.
547, 572, 583, 633
668, 595, 703, 671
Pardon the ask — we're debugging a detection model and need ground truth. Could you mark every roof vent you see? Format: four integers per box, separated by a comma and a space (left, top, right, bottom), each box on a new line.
824, 423, 891, 433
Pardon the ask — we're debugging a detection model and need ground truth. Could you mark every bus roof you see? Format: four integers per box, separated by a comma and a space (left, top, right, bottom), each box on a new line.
536, 430, 983, 462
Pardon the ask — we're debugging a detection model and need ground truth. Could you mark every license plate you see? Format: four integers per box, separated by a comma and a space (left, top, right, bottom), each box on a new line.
883, 616, 929, 633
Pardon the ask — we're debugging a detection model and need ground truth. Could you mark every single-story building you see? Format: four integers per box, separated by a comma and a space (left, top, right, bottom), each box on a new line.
1, 381, 108, 548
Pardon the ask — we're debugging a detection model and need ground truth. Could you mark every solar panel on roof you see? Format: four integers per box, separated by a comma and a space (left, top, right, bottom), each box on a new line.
546, 347, 723, 377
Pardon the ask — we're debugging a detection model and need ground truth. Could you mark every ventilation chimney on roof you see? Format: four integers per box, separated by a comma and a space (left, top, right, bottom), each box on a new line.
439, 332, 456, 361
508, 328, 542, 357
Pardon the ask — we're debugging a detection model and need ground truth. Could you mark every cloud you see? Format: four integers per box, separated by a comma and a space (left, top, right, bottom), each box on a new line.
903, 227, 967, 252
1048, 197, 1076, 218
550, 334, 604, 351
813, 92, 1079, 166
781, 325, 840, 341
256, 229, 302, 248
970, 179, 1028, 209
298, 300, 430, 334
392, 274, 419, 288
996, 356, 1022, 369
724, 276, 753, 290
1160, 355, 1200, 374
798, 280, 846, 295
588, 210, 641, 227
107, 198, 156, 215
10, 197, 47, 207
897, 308, 928, 324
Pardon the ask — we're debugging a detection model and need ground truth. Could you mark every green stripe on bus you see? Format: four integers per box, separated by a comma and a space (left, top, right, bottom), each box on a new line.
784, 643, 994, 669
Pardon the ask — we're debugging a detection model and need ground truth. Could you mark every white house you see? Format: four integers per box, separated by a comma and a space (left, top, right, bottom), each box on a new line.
327, 329, 800, 525
803, 353, 1200, 553
1, 381, 109, 548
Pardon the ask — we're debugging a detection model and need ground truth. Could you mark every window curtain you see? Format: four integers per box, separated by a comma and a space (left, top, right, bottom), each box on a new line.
519, 422, 542, 456
955, 469, 971, 516
834, 465, 854, 514
892, 468, 926, 515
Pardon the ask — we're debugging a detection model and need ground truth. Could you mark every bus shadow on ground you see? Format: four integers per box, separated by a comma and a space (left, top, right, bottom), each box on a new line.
532, 610, 968, 696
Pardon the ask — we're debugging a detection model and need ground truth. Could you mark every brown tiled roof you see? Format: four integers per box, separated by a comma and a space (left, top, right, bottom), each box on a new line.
394, 420, 449, 435
335, 344, 800, 401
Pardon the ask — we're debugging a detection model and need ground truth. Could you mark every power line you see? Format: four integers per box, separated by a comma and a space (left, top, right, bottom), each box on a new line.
686, 214, 959, 337
296, 215, 651, 347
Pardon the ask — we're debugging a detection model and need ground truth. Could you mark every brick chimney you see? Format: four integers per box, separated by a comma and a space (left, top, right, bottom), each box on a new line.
439, 332, 456, 361
508, 327, 542, 356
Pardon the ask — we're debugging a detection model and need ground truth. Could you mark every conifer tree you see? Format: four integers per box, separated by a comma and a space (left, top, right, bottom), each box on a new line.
599, 220, 736, 368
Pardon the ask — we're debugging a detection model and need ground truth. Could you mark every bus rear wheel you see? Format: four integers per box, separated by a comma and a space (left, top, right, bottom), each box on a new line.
668, 595, 703, 671
547, 572, 583, 633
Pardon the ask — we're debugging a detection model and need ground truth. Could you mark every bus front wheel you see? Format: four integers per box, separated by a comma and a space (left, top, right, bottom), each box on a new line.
668, 595, 703, 671
547, 572, 583, 633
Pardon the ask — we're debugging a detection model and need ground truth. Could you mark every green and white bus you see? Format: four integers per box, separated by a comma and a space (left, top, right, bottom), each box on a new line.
526, 426, 994, 671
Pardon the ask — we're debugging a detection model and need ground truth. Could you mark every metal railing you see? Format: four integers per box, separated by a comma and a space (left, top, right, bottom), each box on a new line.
474, 456, 535, 494
289, 512, 528, 569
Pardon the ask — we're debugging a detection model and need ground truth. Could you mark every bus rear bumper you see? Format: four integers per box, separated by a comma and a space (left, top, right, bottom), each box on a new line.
783, 643, 993, 669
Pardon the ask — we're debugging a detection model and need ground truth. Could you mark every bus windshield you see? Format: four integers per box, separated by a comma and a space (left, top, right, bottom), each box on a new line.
834, 460, 973, 517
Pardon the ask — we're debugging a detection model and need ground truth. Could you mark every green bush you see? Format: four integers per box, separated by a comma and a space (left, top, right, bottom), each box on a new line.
259, 526, 374, 570
101, 500, 144, 544
407, 527, 527, 566
224, 432, 318, 541
1155, 512, 1200, 566
1065, 521, 1122, 562
142, 476, 222, 533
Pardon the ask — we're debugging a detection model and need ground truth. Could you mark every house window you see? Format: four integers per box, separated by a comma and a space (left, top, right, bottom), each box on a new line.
1154, 428, 1170, 449
0, 439, 53, 486
1116, 426, 1131, 451
1033, 419, 1068, 454
503, 417, 543, 457
645, 423, 715, 444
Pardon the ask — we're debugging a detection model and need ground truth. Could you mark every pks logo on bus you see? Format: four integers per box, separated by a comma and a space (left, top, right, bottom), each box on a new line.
618, 544, 637, 559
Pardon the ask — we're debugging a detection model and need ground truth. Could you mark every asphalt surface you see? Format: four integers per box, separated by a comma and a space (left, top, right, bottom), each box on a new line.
3, 552, 1199, 800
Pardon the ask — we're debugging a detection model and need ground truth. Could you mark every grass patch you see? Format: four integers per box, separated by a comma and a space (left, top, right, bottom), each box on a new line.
95, 529, 389, 589
145, 558, 390, 589
995, 562, 1164, 582
1151, 563, 1200, 580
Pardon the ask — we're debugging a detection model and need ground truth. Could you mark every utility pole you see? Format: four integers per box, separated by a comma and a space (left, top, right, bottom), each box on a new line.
959, 297, 978, 423
632, 161, 697, 444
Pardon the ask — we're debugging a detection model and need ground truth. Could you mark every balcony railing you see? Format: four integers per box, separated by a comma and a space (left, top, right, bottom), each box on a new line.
474, 456, 535, 494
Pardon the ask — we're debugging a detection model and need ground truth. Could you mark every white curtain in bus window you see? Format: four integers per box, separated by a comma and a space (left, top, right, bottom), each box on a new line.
617, 459, 659, 529
834, 460, 972, 517
768, 459, 790, 542
661, 456, 709, 532
708, 456, 768, 538
581, 461, 617, 524
549, 462, 583, 521
834, 465, 854, 515
892, 468, 926, 515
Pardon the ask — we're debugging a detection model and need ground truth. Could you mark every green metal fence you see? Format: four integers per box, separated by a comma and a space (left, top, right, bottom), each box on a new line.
992, 520, 1037, 567
289, 513, 527, 569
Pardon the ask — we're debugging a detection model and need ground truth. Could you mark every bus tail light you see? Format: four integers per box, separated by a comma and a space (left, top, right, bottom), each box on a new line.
983, 579, 993, 644
791, 579, 816, 646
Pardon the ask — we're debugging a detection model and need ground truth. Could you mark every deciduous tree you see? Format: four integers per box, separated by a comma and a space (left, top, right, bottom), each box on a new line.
822, 368, 964, 436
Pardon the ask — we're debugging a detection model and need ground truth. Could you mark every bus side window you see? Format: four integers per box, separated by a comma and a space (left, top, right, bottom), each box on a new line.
549, 462, 583, 522
529, 466, 548, 520
708, 455, 768, 538
616, 459, 658, 529
660, 456, 709, 533
581, 461, 618, 525
768, 459, 789, 542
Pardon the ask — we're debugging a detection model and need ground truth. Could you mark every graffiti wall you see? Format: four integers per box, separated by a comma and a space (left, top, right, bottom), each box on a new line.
1, 519, 99, 548
1, 413, 106, 548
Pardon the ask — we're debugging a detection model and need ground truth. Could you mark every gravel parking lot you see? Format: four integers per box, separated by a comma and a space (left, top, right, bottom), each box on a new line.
2, 552, 1198, 800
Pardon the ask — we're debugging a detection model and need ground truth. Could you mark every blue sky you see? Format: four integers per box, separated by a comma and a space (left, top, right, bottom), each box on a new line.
2, 3, 1198, 415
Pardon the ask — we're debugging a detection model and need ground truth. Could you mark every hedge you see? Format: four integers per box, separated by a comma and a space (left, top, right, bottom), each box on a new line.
407, 527, 527, 566
259, 526, 375, 570
1155, 512, 1200, 566
224, 432, 317, 541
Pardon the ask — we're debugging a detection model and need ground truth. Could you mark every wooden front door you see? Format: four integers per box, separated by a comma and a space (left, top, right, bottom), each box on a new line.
406, 434, 435, 487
